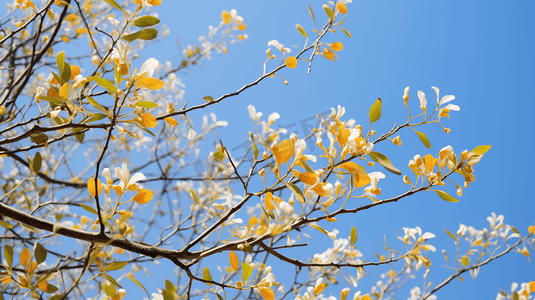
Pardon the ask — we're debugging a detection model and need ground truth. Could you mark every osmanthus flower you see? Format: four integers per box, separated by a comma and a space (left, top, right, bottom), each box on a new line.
267, 40, 291, 54
364, 172, 385, 195
432, 86, 460, 118
111, 40, 131, 76
134, 57, 164, 90
257, 272, 276, 300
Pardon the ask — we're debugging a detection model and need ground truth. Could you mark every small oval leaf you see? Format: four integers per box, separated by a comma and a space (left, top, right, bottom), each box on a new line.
104, 261, 129, 271
415, 130, 431, 149
369, 97, 382, 123
133, 16, 160, 28
4, 245, 13, 268
93, 76, 117, 94
368, 151, 401, 175
203, 267, 213, 286
229, 251, 239, 272
242, 262, 252, 282
283, 182, 305, 203
470, 145, 491, 154
350, 226, 357, 246
34, 243, 47, 264
135, 101, 158, 108
435, 190, 459, 202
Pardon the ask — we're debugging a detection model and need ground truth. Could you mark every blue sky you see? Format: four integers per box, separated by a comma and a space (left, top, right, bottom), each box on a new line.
144, 1, 535, 299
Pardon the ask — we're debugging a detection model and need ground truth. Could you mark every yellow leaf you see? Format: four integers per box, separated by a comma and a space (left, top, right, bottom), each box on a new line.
87, 178, 102, 197
20, 248, 31, 267
221, 10, 231, 24
147, 0, 161, 6
323, 48, 336, 61
285, 56, 298, 69
337, 3, 347, 14
137, 77, 164, 90
329, 42, 343, 51
353, 169, 371, 188
203, 267, 213, 286
142, 112, 157, 128
248, 216, 258, 228
229, 251, 239, 272
273, 139, 294, 167
295, 24, 308, 38
164, 117, 178, 126
260, 288, 275, 300
38, 280, 49, 292
265, 192, 275, 211
133, 189, 153, 204
59, 83, 69, 100
293, 170, 318, 185
423, 154, 435, 172
70, 65, 80, 80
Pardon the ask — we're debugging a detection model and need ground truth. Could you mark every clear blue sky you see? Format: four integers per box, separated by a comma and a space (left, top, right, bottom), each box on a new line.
143, 1, 535, 299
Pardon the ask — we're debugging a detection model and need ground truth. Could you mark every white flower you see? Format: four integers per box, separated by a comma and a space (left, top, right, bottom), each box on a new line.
267, 39, 290, 53
247, 105, 263, 122
417, 90, 427, 111
364, 172, 385, 195
114, 164, 146, 191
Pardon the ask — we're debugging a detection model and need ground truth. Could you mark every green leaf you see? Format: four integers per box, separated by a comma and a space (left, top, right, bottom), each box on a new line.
103, 281, 117, 297
122, 28, 158, 42
75, 132, 85, 143
52, 71, 63, 86
283, 182, 305, 203
341, 27, 352, 38
128, 276, 151, 298
56, 52, 65, 78
33, 151, 42, 174
513, 292, 520, 300
87, 97, 108, 113
470, 145, 491, 154
0, 220, 14, 229
350, 226, 357, 246
80, 204, 98, 215
30, 133, 48, 145
85, 113, 108, 123
162, 290, 177, 300
41, 283, 58, 293
322, 4, 334, 20
299, 160, 315, 174
133, 16, 160, 27
99, 273, 123, 288
435, 190, 459, 202
48, 294, 64, 300
444, 229, 457, 241
190, 189, 199, 209
368, 151, 401, 175
165, 279, 177, 292
309, 224, 330, 237
4, 245, 13, 269
34, 243, 47, 264
461, 255, 468, 268
215, 293, 224, 300
39, 96, 63, 109
103, 0, 123, 12
214, 151, 225, 162
93, 76, 117, 94
295, 24, 308, 38
369, 97, 382, 123
242, 262, 252, 282
61, 62, 71, 84
104, 261, 129, 271
415, 130, 431, 149
512, 226, 519, 235
203, 267, 213, 286
308, 4, 316, 26
135, 101, 158, 108
203, 96, 214, 102
249, 132, 258, 161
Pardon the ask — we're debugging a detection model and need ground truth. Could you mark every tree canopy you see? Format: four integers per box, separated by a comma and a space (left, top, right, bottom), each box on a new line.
0, 1, 533, 300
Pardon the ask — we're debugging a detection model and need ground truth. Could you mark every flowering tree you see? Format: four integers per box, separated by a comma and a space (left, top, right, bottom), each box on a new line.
0, 1, 533, 300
